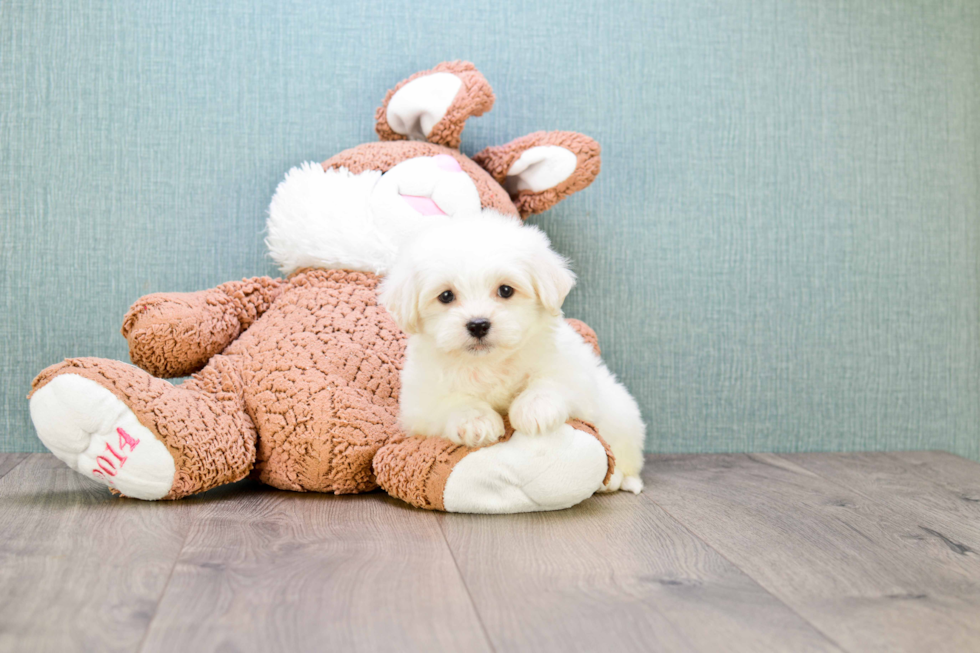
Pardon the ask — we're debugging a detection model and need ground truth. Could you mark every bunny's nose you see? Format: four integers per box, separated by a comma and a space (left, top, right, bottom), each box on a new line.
433, 154, 462, 172
466, 318, 491, 339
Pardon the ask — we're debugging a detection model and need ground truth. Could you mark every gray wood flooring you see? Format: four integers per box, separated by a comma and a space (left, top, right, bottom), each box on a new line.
1, 451, 978, 653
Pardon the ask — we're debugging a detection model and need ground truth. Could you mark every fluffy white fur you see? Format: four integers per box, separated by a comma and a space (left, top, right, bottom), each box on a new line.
380, 212, 646, 493
267, 163, 391, 274
266, 157, 481, 275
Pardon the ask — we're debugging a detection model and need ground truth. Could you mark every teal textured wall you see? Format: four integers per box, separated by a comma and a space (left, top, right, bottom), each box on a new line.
2, 0, 978, 457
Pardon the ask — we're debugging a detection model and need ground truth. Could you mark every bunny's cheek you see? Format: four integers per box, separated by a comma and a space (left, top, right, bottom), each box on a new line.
371, 155, 481, 219
428, 177, 481, 217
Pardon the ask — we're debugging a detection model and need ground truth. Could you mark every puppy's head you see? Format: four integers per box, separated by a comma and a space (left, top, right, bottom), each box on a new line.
380, 211, 576, 356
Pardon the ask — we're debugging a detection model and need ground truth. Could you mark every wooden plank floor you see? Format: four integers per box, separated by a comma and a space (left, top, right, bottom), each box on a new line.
1, 452, 978, 653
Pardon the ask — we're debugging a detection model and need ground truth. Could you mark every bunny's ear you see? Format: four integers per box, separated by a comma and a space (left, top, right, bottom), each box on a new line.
375, 61, 494, 149
473, 131, 601, 217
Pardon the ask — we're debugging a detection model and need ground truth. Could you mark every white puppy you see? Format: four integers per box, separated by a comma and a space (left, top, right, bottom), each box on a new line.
379, 211, 645, 493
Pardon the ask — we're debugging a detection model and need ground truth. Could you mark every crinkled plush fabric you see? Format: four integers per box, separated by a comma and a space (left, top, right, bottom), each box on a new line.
372, 432, 472, 511
121, 277, 285, 378
222, 269, 406, 494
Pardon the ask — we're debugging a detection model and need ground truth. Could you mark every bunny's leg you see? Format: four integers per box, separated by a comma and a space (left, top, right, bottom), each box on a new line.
373, 419, 615, 513
29, 355, 255, 500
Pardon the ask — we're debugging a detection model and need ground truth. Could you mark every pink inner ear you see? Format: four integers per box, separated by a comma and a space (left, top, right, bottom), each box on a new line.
433, 154, 462, 172
401, 195, 447, 216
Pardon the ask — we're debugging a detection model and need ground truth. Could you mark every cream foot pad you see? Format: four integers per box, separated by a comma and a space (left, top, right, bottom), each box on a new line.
29, 374, 176, 500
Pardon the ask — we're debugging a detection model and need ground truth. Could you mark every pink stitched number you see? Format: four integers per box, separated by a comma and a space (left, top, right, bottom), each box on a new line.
91, 469, 113, 484
103, 442, 127, 466
92, 429, 139, 482
95, 456, 118, 476
117, 427, 140, 452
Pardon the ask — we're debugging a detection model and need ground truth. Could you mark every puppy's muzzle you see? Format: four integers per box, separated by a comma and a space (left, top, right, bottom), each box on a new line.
466, 318, 491, 340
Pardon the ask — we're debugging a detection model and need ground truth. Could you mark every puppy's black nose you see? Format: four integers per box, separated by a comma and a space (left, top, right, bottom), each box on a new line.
466, 318, 491, 339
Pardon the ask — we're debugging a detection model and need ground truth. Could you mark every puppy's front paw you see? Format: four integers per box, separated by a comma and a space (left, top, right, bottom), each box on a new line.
445, 408, 505, 448
509, 389, 568, 435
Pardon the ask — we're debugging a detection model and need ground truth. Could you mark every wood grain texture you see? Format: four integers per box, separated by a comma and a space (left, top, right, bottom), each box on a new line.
0, 454, 192, 653
0, 453, 28, 480
783, 451, 980, 546
645, 453, 980, 653
4, 452, 980, 652
439, 488, 842, 652
138, 485, 492, 653
892, 451, 980, 504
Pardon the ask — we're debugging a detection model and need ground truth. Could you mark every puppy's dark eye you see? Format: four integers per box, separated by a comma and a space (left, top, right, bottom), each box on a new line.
497, 285, 514, 299
438, 290, 455, 304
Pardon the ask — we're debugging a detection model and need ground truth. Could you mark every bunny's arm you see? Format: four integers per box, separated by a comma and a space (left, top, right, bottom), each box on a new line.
121, 276, 284, 378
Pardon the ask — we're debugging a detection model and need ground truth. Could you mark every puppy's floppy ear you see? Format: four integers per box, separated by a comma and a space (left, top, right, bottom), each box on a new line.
523, 229, 577, 316
379, 268, 422, 335
473, 131, 600, 218
376, 61, 495, 149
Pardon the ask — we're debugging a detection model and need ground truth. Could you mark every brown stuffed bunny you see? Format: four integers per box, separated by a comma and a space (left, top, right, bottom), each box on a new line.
28, 61, 616, 513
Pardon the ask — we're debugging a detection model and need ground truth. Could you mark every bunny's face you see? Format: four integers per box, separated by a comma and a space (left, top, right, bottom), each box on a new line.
372, 154, 480, 218
322, 142, 516, 220
266, 61, 601, 276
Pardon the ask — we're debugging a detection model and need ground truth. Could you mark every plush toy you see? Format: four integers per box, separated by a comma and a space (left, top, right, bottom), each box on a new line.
28, 61, 617, 513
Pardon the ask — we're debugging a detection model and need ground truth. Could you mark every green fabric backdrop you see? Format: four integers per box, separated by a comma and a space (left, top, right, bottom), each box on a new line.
2, 0, 978, 458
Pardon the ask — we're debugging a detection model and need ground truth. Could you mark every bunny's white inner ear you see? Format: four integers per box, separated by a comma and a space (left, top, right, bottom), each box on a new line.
386, 73, 463, 141
504, 146, 578, 194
